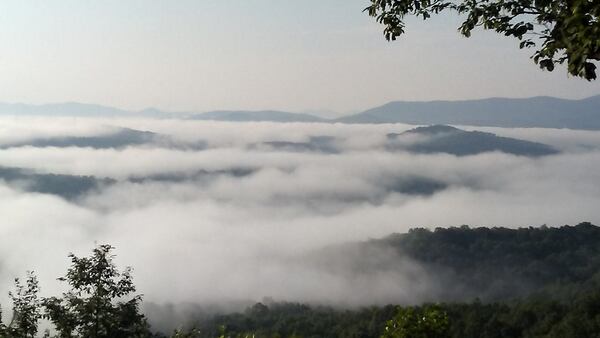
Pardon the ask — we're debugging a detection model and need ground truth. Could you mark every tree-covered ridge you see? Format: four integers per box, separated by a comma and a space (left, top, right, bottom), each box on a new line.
372, 222, 600, 301
386, 125, 559, 156
0, 128, 157, 150
0, 167, 114, 200
193, 289, 600, 338
181, 223, 600, 337
187, 303, 397, 338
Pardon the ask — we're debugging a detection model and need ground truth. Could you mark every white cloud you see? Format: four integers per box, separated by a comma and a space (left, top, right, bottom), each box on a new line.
0, 117, 599, 327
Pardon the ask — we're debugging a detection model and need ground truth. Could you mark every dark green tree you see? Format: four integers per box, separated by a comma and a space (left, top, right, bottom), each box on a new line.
2, 272, 42, 338
381, 305, 450, 338
366, 0, 600, 79
42, 244, 151, 338
169, 329, 203, 338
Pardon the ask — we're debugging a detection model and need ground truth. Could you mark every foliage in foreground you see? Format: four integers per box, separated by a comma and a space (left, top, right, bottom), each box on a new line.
0, 245, 151, 338
366, 0, 600, 80
0, 245, 254, 338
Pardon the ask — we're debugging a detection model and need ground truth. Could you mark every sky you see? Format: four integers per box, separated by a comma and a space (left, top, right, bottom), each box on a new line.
0, 0, 598, 116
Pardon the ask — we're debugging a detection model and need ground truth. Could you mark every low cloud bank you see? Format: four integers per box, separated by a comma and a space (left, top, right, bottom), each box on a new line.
0, 117, 599, 329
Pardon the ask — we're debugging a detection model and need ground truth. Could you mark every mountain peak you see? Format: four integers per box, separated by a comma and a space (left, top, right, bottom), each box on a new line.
402, 125, 462, 135
338, 95, 600, 129
189, 110, 325, 123
387, 125, 559, 157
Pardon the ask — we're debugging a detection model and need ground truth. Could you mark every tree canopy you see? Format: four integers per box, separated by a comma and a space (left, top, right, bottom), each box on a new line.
381, 305, 450, 338
366, 0, 600, 80
1, 272, 42, 338
42, 244, 151, 338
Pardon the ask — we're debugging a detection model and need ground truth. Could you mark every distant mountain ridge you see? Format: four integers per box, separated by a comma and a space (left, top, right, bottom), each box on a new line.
338, 95, 600, 129
189, 110, 325, 122
0, 95, 598, 129
1, 128, 157, 149
0, 102, 134, 117
0, 127, 207, 150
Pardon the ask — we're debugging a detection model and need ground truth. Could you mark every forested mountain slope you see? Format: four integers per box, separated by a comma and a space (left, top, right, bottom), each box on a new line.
387, 125, 559, 156
183, 223, 600, 338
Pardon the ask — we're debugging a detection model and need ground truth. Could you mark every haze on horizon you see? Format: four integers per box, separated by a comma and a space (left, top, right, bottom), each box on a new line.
0, 0, 599, 117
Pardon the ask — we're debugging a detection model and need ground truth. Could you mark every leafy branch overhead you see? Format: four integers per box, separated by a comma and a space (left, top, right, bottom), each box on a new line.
366, 0, 600, 80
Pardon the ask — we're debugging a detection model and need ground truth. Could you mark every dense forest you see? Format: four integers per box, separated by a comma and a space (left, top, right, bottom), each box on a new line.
3, 223, 600, 337
372, 221, 600, 301
187, 290, 600, 338
182, 222, 600, 337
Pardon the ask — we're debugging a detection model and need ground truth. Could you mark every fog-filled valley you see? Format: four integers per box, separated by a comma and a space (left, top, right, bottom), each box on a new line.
3, 0, 600, 335
1, 116, 600, 333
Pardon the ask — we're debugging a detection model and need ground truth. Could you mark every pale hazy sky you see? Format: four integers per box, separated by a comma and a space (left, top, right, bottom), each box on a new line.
0, 0, 598, 115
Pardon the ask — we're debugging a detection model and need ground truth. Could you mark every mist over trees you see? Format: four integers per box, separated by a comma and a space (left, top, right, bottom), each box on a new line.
0, 124, 562, 203
164, 223, 600, 338
3, 224, 600, 337
1, 1, 599, 337
1, 118, 600, 337
370, 222, 600, 301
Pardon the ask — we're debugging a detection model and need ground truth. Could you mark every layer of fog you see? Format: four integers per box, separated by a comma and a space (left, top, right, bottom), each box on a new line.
0, 117, 599, 329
